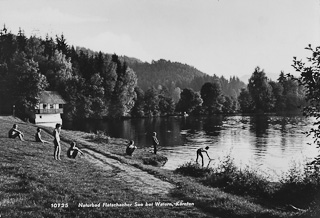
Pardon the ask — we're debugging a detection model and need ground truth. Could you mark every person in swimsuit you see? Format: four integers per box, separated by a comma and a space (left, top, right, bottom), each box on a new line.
35, 127, 49, 143
8, 124, 25, 141
196, 146, 211, 167
126, 140, 137, 156
53, 123, 62, 160
67, 142, 84, 159
152, 132, 159, 154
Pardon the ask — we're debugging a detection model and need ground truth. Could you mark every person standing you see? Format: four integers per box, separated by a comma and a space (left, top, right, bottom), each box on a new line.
152, 132, 159, 154
53, 123, 62, 160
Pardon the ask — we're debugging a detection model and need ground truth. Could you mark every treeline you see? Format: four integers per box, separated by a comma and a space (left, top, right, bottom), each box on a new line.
238, 67, 306, 113
0, 26, 305, 120
129, 60, 246, 98
0, 27, 137, 119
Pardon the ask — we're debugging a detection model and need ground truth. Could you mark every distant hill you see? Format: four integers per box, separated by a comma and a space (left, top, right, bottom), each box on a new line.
129, 59, 207, 91
74, 47, 246, 97
128, 58, 246, 98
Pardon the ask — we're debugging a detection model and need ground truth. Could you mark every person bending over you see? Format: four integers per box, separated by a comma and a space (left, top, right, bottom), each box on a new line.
8, 124, 25, 141
196, 146, 211, 167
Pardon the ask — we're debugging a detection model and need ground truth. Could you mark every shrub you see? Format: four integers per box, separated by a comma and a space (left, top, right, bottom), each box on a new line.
142, 155, 168, 167
88, 130, 110, 143
274, 163, 320, 207
203, 155, 270, 197
175, 161, 213, 177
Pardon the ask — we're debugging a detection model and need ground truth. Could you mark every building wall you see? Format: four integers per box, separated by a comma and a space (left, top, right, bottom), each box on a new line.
35, 113, 62, 124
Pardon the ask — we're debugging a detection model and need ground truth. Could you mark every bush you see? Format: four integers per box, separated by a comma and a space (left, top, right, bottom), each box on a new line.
88, 130, 110, 143
274, 163, 320, 207
203, 155, 270, 197
142, 155, 168, 167
175, 162, 213, 177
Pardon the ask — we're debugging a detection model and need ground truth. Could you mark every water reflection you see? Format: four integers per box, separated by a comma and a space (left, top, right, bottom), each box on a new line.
64, 115, 318, 179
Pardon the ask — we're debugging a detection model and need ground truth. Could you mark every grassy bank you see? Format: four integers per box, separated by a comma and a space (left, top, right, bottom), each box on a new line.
175, 157, 320, 218
0, 116, 310, 217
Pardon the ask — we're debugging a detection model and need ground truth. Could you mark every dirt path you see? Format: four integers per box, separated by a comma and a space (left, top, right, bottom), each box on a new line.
82, 148, 175, 196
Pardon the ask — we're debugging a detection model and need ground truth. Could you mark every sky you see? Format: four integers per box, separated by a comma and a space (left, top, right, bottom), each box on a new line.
0, 0, 319, 81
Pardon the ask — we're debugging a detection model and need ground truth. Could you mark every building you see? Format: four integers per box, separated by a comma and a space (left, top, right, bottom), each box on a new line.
33, 91, 66, 125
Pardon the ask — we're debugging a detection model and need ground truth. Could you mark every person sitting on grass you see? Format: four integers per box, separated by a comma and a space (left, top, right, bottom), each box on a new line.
196, 146, 211, 167
67, 142, 84, 159
126, 140, 137, 156
8, 124, 25, 141
35, 127, 49, 143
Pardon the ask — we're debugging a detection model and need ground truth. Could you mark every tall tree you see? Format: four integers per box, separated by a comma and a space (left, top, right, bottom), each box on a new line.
9, 53, 48, 115
238, 88, 254, 113
56, 34, 69, 56
144, 87, 160, 116
131, 87, 145, 117
109, 55, 138, 117
247, 67, 274, 112
176, 88, 202, 114
291, 44, 320, 166
200, 81, 223, 114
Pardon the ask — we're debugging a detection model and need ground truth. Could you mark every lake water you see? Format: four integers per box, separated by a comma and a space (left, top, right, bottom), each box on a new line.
63, 115, 319, 180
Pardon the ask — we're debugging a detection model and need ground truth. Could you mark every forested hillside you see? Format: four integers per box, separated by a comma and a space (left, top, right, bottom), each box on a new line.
129, 59, 246, 98
0, 26, 305, 120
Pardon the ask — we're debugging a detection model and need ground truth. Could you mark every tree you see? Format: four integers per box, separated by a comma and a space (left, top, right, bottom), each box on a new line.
131, 87, 145, 117
144, 87, 160, 116
109, 55, 138, 118
291, 44, 320, 147
200, 82, 222, 114
247, 67, 274, 112
222, 96, 234, 114
269, 80, 285, 112
56, 34, 69, 56
9, 53, 48, 115
158, 87, 175, 115
238, 88, 254, 113
176, 88, 202, 114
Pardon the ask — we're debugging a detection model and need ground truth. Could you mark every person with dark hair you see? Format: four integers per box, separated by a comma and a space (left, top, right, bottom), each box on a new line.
53, 123, 62, 160
35, 127, 49, 143
67, 142, 84, 159
152, 132, 159, 154
8, 124, 25, 141
126, 140, 137, 156
196, 146, 211, 167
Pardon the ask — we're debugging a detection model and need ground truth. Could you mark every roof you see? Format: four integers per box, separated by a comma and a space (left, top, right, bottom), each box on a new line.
39, 91, 66, 104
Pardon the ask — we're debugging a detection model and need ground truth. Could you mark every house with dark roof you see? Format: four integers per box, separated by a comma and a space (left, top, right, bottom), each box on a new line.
33, 91, 66, 125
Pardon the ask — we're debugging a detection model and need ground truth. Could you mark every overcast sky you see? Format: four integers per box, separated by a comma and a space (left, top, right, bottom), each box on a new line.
1, 0, 319, 80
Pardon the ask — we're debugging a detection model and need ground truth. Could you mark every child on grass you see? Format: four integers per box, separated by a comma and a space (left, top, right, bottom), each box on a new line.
67, 142, 84, 159
8, 124, 25, 141
126, 140, 137, 156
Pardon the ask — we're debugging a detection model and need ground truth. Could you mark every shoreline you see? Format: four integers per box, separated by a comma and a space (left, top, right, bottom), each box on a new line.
0, 115, 308, 217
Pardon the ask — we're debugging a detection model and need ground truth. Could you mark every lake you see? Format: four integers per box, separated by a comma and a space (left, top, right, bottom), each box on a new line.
63, 115, 319, 180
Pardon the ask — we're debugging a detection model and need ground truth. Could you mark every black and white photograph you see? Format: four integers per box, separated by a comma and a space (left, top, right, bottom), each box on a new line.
0, 0, 320, 217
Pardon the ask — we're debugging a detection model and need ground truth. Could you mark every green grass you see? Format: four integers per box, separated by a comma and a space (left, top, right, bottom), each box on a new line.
0, 115, 309, 217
